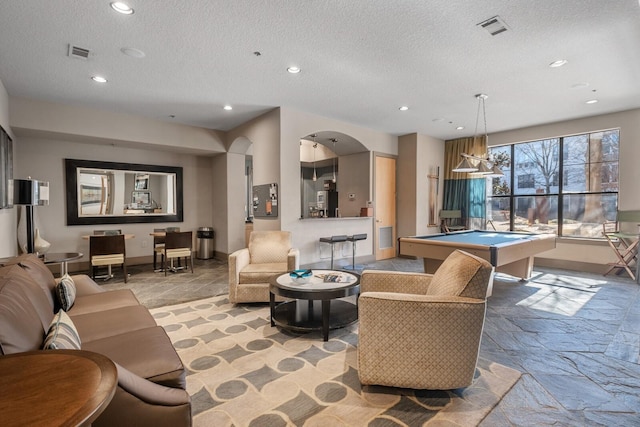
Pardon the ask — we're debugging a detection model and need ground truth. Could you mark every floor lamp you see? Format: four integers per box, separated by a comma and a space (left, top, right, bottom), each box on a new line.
13, 178, 49, 254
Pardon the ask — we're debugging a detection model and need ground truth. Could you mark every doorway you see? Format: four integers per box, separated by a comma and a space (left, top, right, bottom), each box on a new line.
374, 154, 396, 260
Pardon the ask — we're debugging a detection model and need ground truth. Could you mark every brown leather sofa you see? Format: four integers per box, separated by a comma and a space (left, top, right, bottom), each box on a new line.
0, 254, 191, 426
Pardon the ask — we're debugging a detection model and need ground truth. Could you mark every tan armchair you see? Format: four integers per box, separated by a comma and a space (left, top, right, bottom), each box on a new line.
357, 249, 493, 390
229, 231, 299, 303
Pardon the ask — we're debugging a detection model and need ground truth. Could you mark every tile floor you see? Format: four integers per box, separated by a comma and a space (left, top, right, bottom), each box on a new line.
94, 257, 640, 426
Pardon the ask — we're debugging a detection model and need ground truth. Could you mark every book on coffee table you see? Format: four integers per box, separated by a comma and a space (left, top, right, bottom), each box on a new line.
321, 273, 352, 283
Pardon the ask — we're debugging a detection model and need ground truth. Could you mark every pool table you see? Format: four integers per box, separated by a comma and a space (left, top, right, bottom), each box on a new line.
399, 230, 556, 280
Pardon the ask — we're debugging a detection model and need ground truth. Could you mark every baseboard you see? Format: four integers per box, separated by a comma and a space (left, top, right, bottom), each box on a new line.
534, 257, 610, 275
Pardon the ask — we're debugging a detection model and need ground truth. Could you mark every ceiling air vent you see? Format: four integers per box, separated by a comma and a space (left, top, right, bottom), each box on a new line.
67, 44, 91, 60
477, 16, 509, 36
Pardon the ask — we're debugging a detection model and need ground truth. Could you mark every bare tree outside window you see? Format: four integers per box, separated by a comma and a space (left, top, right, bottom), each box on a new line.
514, 139, 559, 195
484, 129, 619, 238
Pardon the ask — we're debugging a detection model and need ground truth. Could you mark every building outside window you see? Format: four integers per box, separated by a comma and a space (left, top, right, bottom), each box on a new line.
518, 174, 535, 189
486, 129, 619, 238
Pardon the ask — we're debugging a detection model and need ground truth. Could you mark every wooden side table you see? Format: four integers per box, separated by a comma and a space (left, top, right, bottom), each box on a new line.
0, 350, 117, 426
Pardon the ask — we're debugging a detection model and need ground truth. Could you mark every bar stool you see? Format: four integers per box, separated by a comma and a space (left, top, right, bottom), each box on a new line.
319, 235, 348, 269
347, 233, 367, 270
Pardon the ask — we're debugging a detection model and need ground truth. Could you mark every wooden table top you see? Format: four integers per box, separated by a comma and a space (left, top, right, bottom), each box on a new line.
0, 350, 117, 426
82, 234, 135, 240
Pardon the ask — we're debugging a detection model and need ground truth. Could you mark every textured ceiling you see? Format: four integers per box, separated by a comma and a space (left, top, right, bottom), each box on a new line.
0, 0, 639, 143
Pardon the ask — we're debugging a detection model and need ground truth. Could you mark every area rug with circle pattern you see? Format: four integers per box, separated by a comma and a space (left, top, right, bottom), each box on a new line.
151, 295, 521, 426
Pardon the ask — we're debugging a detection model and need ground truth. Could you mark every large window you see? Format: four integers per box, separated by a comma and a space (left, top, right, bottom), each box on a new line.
486, 129, 619, 238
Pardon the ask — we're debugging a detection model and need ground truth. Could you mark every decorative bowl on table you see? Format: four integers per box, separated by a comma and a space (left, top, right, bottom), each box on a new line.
289, 269, 313, 284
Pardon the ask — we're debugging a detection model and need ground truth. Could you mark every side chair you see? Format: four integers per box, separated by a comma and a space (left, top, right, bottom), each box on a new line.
158, 231, 194, 276
90, 234, 128, 283
602, 210, 640, 281
439, 210, 465, 233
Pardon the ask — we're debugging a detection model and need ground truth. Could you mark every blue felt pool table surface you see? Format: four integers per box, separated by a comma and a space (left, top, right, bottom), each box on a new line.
398, 230, 557, 279
411, 230, 539, 246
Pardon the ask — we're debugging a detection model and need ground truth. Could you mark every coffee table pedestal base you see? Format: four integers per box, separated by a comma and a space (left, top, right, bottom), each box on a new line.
271, 299, 357, 341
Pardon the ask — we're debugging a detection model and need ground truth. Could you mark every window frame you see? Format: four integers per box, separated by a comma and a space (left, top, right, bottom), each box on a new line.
487, 128, 619, 238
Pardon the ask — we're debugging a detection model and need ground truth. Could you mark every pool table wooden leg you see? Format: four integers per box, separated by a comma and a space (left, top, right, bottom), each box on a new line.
496, 257, 533, 280
423, 258, 443, 274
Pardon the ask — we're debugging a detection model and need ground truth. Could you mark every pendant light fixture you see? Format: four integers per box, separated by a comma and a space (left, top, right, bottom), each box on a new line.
312, 134, 317, 182
330, 138, 337, 183
452, 93, 503, 176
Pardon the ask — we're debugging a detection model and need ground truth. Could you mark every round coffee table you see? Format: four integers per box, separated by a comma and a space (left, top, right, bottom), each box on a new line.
269, 269, 360, 341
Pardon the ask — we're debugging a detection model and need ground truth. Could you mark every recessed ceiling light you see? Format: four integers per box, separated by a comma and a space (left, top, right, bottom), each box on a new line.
121, 47, 145, 58
110, 2, 134, 15
549, 59, 568, 68
91, 76, 107, 83
223, 105, 233, 111
432, 118, 446, 122
398, 106, 409, 111
287, 66, 301, 74
456, 126, 465, 130
585, 99, 598, 104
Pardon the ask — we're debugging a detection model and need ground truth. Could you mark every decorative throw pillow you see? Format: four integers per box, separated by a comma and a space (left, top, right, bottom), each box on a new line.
42, 310, 81, 350
56, 273, 76, 311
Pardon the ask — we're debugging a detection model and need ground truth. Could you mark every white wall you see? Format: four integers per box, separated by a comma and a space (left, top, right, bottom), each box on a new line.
0, 79, 16, 257
14, 137, 213, 262
489, 108, 640, 268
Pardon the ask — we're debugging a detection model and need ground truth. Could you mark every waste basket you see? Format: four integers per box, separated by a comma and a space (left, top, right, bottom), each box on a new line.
196, 227, 215, 259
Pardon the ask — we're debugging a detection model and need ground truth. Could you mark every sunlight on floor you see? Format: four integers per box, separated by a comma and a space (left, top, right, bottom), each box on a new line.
514, 271, 604, 316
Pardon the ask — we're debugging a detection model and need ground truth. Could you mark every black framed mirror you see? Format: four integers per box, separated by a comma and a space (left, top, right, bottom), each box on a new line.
65, 158, 183, 225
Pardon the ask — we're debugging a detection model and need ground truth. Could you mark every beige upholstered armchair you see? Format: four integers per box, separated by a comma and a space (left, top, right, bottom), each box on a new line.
357, 249, 493, 390
229, 231, 300, 303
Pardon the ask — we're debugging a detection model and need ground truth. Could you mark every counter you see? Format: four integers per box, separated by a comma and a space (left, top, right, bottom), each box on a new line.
291, 216, 373, 266
299, 216, 372, 221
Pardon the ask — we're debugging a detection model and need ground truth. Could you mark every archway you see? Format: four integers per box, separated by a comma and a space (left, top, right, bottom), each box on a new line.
299, 131, 368, 219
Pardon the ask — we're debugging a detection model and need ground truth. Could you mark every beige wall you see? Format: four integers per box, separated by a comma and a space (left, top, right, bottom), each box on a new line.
337, 151, 370, 218
416, 133, 445, 235
225, 109, 282, 255
279, 108, 397, 263
0, 79, 17, 257
7, 83, 636, 271
13, 137, 214, 263
225, 152, 247, 254
10, 97, 227, 154
489, 108, 640, 269
397, 133, 445, 239
397, 134, 418, 239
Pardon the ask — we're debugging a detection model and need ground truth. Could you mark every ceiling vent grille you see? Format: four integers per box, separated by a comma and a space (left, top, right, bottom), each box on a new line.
478, 16, 509, 36
68, 44, 91, 60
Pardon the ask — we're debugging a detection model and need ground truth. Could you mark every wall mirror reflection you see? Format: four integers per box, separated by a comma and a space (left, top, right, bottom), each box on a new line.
65, 159, 183, 225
